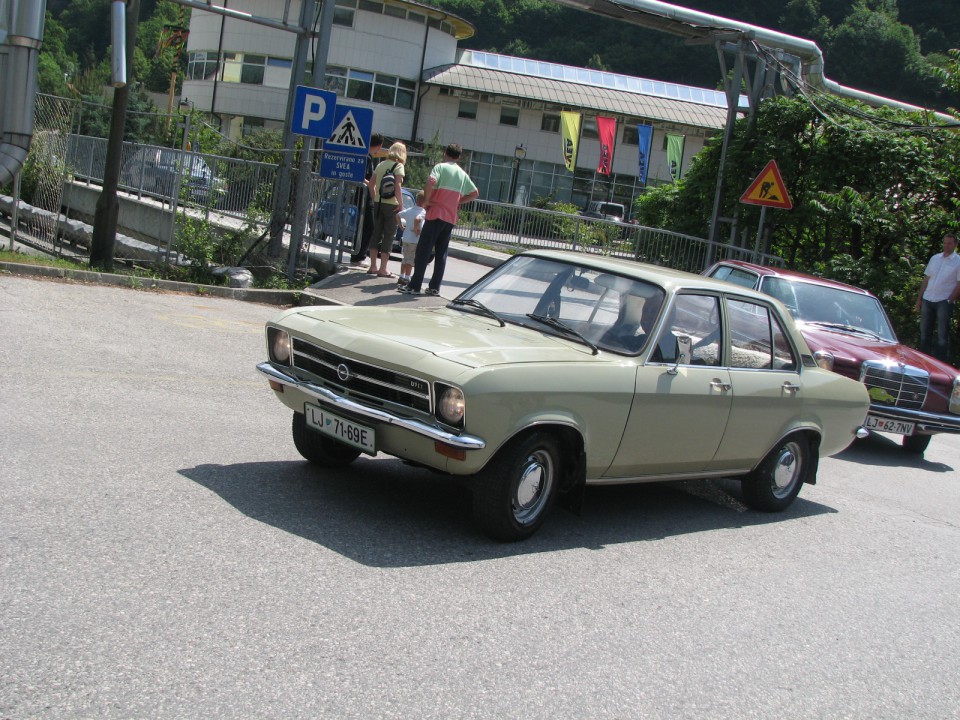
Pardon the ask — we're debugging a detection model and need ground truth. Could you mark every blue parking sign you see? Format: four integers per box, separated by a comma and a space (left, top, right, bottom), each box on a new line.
292, 86, 337, 138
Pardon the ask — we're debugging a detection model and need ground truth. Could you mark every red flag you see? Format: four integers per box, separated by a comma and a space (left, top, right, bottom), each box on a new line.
596, 116, 616, 176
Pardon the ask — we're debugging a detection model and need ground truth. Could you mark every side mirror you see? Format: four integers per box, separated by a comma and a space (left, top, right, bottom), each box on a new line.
668, 335, 692, 375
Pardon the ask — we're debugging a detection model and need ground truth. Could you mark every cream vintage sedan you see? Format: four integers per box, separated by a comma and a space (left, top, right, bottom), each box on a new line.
258, 250, 869, 541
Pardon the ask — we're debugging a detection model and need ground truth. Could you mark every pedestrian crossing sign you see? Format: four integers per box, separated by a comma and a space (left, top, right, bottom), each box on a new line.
324, 104, 374, 156
740, 160, 793, 209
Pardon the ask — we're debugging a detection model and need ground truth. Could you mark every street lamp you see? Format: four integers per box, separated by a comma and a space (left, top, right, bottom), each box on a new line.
508, 144, 526, 204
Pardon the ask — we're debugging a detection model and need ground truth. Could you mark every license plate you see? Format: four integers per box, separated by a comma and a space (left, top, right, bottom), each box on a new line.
305, 403, 375, 452
865, 415, 915, 435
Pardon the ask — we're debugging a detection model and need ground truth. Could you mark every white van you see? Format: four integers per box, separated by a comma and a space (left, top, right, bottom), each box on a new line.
582, 201, 626, 222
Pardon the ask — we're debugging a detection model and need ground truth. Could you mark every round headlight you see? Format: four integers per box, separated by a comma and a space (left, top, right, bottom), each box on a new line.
437, 386, 465, 425
813, 350, 834, 372
271, 329, 292, 364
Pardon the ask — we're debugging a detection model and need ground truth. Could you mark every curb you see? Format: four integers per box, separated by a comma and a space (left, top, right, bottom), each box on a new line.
0, 261, 301, 306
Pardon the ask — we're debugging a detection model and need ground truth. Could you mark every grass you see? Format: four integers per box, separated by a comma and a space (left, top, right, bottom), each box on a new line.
0, 247, 311, 290
0, 248, 87, 270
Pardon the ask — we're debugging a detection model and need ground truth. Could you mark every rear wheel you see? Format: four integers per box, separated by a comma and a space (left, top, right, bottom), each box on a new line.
472, 432, 560, 542
292, 412, 361, 467
741, 435, 811, 512
902, 433, 932, 455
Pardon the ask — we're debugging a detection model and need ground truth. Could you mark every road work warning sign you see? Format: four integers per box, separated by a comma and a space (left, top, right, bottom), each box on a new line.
740, 160, 793, 209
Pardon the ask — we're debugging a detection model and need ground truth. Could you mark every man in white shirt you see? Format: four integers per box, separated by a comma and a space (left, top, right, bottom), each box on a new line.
916, 232, 960, 363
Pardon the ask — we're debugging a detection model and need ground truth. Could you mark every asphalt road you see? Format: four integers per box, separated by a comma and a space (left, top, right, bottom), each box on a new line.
2, 274, 959, 719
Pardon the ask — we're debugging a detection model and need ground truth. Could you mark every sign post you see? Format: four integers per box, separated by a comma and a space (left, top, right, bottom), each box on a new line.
740, 160, 792, 261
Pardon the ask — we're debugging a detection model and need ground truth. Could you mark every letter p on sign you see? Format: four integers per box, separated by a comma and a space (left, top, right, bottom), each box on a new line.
301, 97, 327, 131
291, 86, 337, 139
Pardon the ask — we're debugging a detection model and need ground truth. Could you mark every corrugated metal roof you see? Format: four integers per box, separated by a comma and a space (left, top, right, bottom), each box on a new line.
422, 63, 731, 130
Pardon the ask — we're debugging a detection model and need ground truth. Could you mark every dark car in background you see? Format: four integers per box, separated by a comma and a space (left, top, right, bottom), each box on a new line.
706, 260, 960, 455
316, 186, 417, 255
121, 147, 225, 206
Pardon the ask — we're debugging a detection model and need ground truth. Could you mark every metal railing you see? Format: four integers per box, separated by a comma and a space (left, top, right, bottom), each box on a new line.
61, 134, 782, 275
452, 200, 784, 272
65, 134, 279, 222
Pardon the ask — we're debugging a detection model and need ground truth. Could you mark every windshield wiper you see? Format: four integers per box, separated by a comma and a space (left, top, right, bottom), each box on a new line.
805, 321, 882, 340
451, 298, 505, 327
526, 313, 599, 355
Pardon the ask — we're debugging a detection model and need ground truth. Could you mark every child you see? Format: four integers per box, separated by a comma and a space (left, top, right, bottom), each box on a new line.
396, 191, 425, 286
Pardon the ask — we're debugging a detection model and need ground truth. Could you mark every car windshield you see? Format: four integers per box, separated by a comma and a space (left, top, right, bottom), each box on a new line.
761, 277, 897, 342
458, 255, 665, 355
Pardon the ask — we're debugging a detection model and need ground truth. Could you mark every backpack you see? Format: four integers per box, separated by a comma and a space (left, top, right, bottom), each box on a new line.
378, 163, 398, 201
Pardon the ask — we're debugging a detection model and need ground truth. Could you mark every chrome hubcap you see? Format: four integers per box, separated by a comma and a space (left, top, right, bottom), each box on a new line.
514, 450, 554, 524
772, 442, 801, 496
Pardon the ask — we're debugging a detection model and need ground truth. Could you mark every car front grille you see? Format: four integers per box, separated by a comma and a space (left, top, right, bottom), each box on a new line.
292, 337, 431, 413
860, 360, 928, 410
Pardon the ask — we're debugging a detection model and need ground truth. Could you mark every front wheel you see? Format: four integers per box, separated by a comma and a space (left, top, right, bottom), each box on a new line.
902, 433, 932, 455
741, 435, 811, 512
292, 412, 361, 467
472, 432, 560, 542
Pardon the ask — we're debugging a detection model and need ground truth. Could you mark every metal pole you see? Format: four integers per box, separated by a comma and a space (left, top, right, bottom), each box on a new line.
90, 0, 139, 271
267, 0, 318, 259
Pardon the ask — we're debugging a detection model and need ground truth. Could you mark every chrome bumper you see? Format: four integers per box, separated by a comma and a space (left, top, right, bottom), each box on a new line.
867, 403, 960, 434
257, 362, 487, 450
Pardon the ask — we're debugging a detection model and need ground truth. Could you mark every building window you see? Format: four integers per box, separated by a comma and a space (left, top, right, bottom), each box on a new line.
384, 3, 405, 18
324, 66, 348, 95
187, 51, 219, 81
396, 78, 416, 109
240, 54, 265, 85
622, 122, 639, 146
358, 0, 382, 11
581, 117, 598, 139
500, 106, 520, 126
346, 69, 374, 101
541, 113, 560, 133
334, 0, 356, 27
458, 100, 478, 120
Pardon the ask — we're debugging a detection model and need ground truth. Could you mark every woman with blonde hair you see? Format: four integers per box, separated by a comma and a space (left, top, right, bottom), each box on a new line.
366, 141, 407, 277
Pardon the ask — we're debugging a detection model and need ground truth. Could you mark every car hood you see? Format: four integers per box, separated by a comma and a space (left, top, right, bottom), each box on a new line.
285, 305, 601, 369
798, 322, 958, 381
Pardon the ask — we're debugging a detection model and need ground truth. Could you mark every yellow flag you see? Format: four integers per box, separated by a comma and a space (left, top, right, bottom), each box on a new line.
561, 111, 581, 172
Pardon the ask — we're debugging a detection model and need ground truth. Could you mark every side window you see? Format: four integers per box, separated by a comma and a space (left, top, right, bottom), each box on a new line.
727, 299, 797, 371
653, 294, 721, 365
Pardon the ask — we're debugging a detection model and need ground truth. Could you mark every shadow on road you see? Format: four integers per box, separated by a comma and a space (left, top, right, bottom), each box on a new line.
833, 433, 954, 473
179, 458, 836, 567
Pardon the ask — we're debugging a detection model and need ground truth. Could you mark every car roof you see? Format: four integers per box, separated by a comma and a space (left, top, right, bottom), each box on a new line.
525, 250, 777, 301
713, 260, 877, 297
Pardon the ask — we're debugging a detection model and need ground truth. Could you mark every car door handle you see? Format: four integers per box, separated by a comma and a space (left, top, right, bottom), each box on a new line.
782, 382, 801, 394
710, 378, 732, 391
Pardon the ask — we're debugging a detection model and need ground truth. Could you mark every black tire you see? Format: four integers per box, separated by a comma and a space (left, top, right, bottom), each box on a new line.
291, 412, 361, 467
741, 434, 811, 512
472, 432, 560, 542
902, 433, 932, 455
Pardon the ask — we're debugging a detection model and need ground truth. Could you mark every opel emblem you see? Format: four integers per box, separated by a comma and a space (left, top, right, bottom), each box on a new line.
337, 363, 351, 382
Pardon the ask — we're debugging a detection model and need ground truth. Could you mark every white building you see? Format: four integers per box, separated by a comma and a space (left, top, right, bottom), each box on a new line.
183, 0, 731, 210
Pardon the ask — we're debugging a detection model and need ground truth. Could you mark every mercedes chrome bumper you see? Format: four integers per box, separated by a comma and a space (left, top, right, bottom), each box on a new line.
867, 403, 960, 434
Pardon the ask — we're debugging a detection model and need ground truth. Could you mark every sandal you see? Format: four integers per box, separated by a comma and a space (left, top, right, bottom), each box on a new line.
366, 269, 378, 275
377, 272, 396, 278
